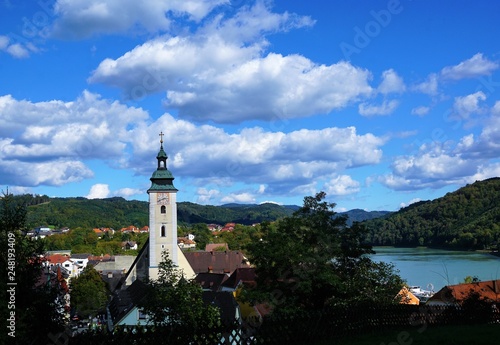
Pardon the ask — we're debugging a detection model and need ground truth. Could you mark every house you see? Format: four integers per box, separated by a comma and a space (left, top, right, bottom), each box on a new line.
207, 224, 222, 232
396, 286, 420, 305
205, 243, 229, 252
184, 250, 251, 274
426, 279, 500, 306
108, 280, 241, 341
44, 254, 74, 278
107, 279, 150, 329
178, 237, 196, 249
70, 253, 90, 276
121, 241, 138, 250
220, 268, 270, 332
195, 272, 229, 291
221, 223, 236, 232
120, 225, 140, 233
139, 226, 149, 233
93, 228, 104, 237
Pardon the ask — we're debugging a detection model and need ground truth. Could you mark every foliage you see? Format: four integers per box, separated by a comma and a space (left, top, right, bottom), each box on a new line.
244, 192, 404, 314
364, 177, 500, 250
70, 266, 109, 318
138, 251, 221, 329
26, 196, 149, 230
0, 191, 65, 344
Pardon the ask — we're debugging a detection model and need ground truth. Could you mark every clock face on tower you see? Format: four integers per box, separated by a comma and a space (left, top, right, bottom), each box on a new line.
157, 192, 169, 205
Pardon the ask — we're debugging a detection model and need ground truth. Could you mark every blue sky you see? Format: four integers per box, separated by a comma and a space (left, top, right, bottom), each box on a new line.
1, 0, 500, 211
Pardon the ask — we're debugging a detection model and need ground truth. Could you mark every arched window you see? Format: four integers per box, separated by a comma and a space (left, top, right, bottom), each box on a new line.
161, 225, 166, 237
161, 205, 166, 214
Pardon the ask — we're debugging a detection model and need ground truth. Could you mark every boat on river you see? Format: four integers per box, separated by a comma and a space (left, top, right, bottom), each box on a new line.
409, 285, 434, 302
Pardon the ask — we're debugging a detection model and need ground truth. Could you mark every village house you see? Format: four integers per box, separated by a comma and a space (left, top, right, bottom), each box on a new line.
121, 241, 138, 250
178, 236, 196, 249
426, 279, 500, 306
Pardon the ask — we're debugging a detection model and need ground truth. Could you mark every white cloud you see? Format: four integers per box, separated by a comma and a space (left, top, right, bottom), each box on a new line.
114, 187, 142, 198
0, 158, 94, 187
378, 69, 405, 94
399, 198, 422, 209
0, 36, 38, 59
127, 114, 385, 199
196, 188, 220, 204
411, 106, 430, 116
412, 73, 438, 95
50, 0, 228, 39
89, 4, 371, 123
221, 192, 256, 204
441, 53, 499, 80
324, 175, 360, 196
86, 184, 110, 199
359, 100, 399, 116
452, 91, 486, 119
379, 142, 482, 191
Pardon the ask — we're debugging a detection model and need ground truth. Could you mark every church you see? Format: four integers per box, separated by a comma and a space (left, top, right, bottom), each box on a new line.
106, 133, 197, 328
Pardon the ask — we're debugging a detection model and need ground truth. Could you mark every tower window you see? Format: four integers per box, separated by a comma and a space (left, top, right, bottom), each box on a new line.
161, 205, 166, 214
161, 225, 166, 237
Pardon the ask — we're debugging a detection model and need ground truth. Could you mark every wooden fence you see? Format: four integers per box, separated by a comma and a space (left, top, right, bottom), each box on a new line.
68, 304, 499, 345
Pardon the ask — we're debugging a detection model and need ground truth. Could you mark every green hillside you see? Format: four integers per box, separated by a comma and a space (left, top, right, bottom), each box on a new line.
24, 197, 298, 230
363, 177, 500, 250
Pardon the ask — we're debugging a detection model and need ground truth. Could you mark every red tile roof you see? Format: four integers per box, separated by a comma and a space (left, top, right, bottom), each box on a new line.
428, 279, 500, 304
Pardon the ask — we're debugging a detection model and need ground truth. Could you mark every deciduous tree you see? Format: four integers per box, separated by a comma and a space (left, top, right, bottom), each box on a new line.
245, 192, 404, 313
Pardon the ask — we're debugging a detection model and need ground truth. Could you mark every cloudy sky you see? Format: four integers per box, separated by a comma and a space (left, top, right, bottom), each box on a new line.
1, 0, 500, 211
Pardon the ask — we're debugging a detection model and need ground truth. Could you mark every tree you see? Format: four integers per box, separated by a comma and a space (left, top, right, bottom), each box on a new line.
245, 192, 404, 313
138, 252, 220, 330
0, 191, 66, 344
70, 266, 109, 319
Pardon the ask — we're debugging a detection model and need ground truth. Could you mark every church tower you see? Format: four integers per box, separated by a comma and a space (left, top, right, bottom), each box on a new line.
147, 132, 179, 280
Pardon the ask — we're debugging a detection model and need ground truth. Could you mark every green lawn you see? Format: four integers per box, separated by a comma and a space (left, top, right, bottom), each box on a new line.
313, 324, 500, 345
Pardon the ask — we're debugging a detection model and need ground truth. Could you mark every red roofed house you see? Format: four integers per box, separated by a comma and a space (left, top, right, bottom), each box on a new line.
427, 279, 500, 306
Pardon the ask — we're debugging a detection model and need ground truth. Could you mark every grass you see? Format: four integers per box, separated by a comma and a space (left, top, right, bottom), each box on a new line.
313, 324, 500, 345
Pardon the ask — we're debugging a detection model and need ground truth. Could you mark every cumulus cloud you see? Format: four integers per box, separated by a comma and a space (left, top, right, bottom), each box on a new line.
378, 69, 405, 94
86, 184, 110, 199
441, 53, 499, 80
0, 35, 38, 58
359, 100, 399, 116
0, 91, 148, 187
324, 175, 360, 196
196, 188, 221, 204
50, 0, 228, 39
125, 114, 385, 200
412, 73, 439, 95
452, 91, 486, 120
89, 3, 371, 123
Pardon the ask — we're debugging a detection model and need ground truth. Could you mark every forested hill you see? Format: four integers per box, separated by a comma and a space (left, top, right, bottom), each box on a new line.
363, 177, 500, 250
20, 196, 388, 230
23, 197, 300, 229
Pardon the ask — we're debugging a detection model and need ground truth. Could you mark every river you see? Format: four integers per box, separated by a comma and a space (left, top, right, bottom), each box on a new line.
371, 247, 500, 292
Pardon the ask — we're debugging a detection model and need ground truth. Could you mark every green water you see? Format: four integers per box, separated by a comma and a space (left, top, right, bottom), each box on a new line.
372, 247, 500, 291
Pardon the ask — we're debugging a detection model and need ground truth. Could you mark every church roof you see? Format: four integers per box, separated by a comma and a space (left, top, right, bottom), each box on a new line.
148, 133, 177, 192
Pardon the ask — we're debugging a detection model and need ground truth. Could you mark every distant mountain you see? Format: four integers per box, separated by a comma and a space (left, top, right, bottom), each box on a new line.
363, 177, 500, 250
339, 209, 392, 226
177, 202, 298, 225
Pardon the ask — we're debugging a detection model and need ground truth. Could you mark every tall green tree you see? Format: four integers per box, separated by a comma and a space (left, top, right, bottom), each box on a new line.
138, 252, 220, 329
0, 191, 65, 344
245, 192, 404, 313
70, 266, 109, 318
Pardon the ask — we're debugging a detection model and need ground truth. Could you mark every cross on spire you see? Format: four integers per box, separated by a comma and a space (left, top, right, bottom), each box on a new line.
159, 131, 164, 144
